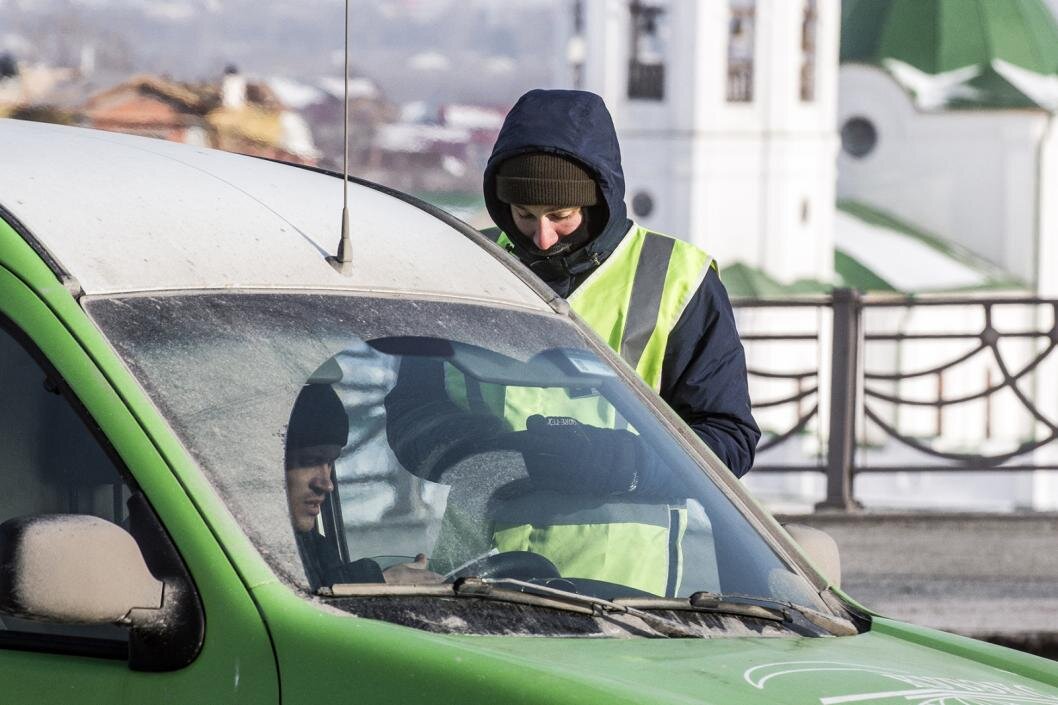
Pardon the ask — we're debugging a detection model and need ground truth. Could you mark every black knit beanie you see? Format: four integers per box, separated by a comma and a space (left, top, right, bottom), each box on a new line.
496, 152, 598, 207
285, 383, 348, 459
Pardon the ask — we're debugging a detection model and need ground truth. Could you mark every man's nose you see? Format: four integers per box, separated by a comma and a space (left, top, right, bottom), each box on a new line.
310, 467, 335, 493
533, 218, 558, 250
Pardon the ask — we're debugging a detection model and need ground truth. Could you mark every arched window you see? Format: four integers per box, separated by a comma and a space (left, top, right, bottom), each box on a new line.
800, 0, 818, 102
727, 0, 756, 102
569, 0, 586, 89
628, 0, 667, 101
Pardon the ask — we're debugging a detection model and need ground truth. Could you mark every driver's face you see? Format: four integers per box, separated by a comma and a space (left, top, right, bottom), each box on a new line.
285, 444, 341, 533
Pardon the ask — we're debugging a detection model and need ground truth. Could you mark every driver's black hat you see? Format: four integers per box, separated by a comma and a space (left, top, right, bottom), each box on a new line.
285, 383, 348, 457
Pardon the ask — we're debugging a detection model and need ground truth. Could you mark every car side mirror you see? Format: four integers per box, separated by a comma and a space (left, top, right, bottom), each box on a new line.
0, 514, 164, 624
783, 523, 842, 589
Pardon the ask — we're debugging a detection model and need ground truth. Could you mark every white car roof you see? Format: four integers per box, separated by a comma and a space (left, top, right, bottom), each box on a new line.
0, 119, 549, 311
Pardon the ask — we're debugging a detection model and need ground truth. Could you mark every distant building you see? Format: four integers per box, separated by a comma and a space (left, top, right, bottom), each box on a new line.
268, 74, 396, 172
0, 55, 77, 119
339, 100, 504, 193
838, 0, 1058, 297
207, 67, 319, 164
83, 73, 211, 145
832, 0, 1058, 511
564, 0, 841, 287
439, 103, 506, 176
70, 68, 320, 164
562, 0, 1058, 511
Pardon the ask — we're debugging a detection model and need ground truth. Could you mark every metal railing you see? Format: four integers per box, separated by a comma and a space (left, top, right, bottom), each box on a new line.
734, 289, 1058, 510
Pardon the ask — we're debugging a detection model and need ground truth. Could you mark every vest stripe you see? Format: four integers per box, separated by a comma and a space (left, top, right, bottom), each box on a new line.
666, 508, 681, 597
620, 234, 675, 370
472, 225, 711, 595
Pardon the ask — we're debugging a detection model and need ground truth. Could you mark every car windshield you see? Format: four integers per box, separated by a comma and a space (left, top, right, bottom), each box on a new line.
86, 293, 828, 625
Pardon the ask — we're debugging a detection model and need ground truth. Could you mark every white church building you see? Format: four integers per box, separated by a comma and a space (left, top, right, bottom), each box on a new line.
838, 0, 1058, 297
564, 0, 839, 288
559, 0, 1058, 511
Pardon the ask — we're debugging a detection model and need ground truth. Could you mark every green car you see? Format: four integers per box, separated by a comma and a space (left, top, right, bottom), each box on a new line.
0, 118, 1055, 704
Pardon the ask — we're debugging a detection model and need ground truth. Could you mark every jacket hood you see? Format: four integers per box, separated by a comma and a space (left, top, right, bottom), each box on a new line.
484, 89, 630, 269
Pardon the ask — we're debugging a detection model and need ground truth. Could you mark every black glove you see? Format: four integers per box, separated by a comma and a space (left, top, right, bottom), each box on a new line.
515, 414, 656, 496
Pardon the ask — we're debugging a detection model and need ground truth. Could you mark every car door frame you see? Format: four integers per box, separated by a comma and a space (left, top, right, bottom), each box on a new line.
0, 214, 280, 704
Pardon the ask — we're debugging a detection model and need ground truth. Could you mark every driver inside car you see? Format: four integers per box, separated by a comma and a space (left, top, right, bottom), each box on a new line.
384, 355, 690, 597
285, 381, 442, 588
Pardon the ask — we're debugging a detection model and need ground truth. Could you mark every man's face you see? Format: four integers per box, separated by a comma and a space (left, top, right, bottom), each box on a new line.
285, 444, 342, 533
511, 204, 584, 251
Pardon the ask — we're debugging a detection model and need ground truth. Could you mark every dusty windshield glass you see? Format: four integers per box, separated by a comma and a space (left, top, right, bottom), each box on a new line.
86, 293, 824, 617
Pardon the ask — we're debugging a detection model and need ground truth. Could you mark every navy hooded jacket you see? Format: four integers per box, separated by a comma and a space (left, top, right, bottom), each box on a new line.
483, 90, 760, 477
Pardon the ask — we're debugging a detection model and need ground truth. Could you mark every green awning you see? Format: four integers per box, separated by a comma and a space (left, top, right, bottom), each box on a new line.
835, 201, 1024, 293
722, 263, 829, 299
842, 0, 1058, 110
726, 202, 1024, 299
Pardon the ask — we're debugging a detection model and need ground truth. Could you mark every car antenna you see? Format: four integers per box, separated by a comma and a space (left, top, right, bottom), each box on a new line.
327, 0, 353, 274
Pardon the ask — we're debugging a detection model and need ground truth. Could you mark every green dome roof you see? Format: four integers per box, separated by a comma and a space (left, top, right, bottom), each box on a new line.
842, 0, 1058, 110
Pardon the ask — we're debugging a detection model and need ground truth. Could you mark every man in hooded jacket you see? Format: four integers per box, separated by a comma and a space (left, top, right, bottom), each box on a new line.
481, 88, 759, 478
382, 90, 759, 595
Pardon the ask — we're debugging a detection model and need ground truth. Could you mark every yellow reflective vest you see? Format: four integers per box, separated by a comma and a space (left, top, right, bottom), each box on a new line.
494, 223, 714, 428
453, 224, 715, 595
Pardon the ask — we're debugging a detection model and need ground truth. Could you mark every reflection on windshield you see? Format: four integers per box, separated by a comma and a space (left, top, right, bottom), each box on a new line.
285, 382, 386, 585
375, 341, 694, 597
86, 294, 827, 621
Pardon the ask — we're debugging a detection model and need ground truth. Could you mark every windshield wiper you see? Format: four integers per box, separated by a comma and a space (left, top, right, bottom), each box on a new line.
320, 582, 856, 636
478, 577, 704, 637
614, 592, 858, 636
320, 578, 702, 637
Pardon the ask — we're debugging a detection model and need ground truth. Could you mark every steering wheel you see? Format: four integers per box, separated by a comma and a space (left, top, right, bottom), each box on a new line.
445, 550, 562, 582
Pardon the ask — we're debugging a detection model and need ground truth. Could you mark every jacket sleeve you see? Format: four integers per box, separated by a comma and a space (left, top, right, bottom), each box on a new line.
384, 358, 504, 482
659, 268, 760, 478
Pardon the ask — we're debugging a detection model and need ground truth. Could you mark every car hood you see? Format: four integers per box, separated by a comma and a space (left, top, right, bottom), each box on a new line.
259, 586, 1058, 705
456, 619, 1058, 705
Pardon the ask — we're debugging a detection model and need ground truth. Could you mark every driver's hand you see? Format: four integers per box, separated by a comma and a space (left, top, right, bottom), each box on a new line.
516, 415, 645, 495
382, 553, 445, 584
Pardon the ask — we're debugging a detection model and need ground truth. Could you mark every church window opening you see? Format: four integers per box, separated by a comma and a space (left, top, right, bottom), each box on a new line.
840, 116, 877, 158
632, 191, 655, 218
727, 0, 756, 102
627, 0, 667, 101
800, 0, 818, 102
569, 0, 586, 89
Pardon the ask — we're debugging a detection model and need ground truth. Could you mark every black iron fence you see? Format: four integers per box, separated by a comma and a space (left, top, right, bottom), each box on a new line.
734, 290, 1058, 510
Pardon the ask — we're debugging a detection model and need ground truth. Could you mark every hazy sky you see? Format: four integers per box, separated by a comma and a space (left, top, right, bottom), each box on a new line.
2, 0, 567, 103
6, 0, 1058, 106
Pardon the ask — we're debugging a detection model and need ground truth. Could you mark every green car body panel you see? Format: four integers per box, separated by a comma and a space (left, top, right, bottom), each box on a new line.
255, 577, 1058, 705
2, 122, 1057, 704
0, 222, 280, 703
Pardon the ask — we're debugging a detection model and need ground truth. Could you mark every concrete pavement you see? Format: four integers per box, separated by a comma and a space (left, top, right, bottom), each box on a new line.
776, 512, 1058, 656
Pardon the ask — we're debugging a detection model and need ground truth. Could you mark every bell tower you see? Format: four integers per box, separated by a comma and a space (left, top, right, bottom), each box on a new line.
568, 0, 840, 284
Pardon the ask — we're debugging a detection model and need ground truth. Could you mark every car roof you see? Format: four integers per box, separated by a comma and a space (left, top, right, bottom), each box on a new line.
0, 119, 549, 311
